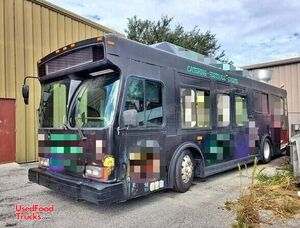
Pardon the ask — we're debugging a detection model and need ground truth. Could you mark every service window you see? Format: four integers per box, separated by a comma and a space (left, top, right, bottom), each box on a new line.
124, 78, 163, 127
217, 94, 230, 127
235, 96, 248, 126
180, 88, 210, 128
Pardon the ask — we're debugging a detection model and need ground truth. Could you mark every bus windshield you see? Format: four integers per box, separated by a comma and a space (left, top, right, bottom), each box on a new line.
39, 79, 81, 128
69, 75, 120, 128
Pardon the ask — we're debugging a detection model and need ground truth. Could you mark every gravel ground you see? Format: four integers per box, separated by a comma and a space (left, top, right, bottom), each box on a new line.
0, 157, 299, 228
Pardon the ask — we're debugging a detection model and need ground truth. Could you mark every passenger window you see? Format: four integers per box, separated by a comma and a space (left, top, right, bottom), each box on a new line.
145, 81, 163, 126
217, 94, 230, 127
180, 88, 196, 128
124, 78, 163, 127
180, 88, 210, 128
125, 78, 145, 126
196, 90, 210, 127
235, 96, 248, 126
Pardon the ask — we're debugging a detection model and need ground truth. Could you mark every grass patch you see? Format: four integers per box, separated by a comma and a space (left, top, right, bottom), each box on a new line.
226, 158, 300, 227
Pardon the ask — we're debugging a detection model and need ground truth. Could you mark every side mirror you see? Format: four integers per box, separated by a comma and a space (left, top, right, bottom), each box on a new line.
123, 109, 138, 127
22, 84, 29, 105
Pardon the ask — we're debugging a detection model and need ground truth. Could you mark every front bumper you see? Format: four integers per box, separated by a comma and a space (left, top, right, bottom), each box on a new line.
28, 168, 125, 204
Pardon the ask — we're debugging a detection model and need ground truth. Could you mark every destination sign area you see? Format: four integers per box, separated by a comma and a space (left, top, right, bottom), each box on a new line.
186, 65, 239, 84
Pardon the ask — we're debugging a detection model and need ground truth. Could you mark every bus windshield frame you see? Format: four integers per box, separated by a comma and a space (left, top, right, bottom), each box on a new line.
68, 74, 120, 129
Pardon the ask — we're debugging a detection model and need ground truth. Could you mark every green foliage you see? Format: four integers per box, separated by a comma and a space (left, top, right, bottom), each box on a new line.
125, 15, 232, 63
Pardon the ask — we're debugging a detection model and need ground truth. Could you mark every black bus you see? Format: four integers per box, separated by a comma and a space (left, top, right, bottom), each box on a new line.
23, 34, 289, 204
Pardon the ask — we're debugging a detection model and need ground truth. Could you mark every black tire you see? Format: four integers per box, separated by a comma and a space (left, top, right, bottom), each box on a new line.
174, 150, 194, 192
260, 137, 272, 163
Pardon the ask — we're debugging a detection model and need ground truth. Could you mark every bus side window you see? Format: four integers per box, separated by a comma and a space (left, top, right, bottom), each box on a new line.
125, 78, 145, 126
217, 94, 230, 127
235, 95, 248, 126
180, 88, 197, 128
196, 90, 210, 127
145, 81, 163, 126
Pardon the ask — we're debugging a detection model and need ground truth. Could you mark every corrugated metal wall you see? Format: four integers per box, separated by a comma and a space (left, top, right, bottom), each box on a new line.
249, 63, 300, 134
269, 63, 300, 130
0, 0, 116, 162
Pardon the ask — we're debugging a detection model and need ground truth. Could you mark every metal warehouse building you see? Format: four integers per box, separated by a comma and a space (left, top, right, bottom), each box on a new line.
243, 57, 300, 136
0, 0, 118, 163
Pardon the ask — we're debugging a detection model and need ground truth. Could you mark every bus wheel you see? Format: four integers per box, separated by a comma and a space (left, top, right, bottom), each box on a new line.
260, 138, 272, 163
174, 150, 194, 192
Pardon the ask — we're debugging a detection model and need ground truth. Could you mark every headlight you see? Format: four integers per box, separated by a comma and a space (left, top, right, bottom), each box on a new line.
39, 157, 49, 168
85, 166, 102, 178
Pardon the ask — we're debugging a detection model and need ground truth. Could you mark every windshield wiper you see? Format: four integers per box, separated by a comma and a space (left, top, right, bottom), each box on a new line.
77, 128, 87, 140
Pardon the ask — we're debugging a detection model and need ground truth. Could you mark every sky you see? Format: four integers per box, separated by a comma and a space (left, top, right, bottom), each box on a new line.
47, 0, 300, 67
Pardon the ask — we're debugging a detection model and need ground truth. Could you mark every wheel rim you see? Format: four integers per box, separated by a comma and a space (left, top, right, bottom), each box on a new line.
264, 141, 270, 160
181, 155, 193, 183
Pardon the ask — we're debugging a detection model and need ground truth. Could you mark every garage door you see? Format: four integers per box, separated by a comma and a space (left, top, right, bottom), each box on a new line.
0, 99, 15, 163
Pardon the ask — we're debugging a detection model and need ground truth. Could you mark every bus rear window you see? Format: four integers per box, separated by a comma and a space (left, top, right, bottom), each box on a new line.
254, 92, 268, 113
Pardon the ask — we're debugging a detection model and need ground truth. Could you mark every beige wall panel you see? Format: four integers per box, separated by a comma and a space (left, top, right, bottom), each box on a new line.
49, 11, 58, 52
41, 7, 50, 56
57, 14, 65, 48
291, 64, 299, 112
0, 0, 5, 98
288, 65, 295, 112
97, 30, 104, 36
272, 67, 279, 87
33, 2, 42, 159
78, 23, 85, 41
85, 25, 92, 38
4, 0, 16, 98
14, 0, 26, 162
297, 63, 300, 111
24, 0, 36, 162
72, 20, 79, 42
91, 28, 98, 37
65, 17, 72, 44
0, 1, 5, 97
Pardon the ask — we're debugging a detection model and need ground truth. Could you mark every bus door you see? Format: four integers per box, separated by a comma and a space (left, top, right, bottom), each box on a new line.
120, 76, 167, 197
231, 88, 252, 159
209, 83, 236, 164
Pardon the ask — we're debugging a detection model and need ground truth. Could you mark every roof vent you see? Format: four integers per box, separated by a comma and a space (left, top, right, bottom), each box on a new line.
251, 69, 272, 82
151, 42, 250, 77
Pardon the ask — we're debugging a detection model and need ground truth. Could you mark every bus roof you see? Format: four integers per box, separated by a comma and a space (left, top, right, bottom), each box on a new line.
104, 34, 286, 97
37, 34, 286, 98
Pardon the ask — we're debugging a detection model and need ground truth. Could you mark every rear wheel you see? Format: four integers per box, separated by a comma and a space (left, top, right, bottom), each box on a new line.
260, 138, 272, 163
174, 150, 194, 192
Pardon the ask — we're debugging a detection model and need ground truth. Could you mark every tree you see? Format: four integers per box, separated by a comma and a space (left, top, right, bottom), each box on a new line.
125, 16, 231, 63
